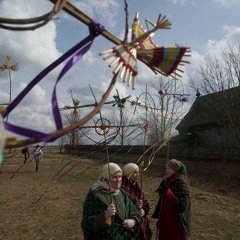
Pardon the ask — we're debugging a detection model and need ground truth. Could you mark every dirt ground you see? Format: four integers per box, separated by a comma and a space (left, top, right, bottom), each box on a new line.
0, 147, 239, 240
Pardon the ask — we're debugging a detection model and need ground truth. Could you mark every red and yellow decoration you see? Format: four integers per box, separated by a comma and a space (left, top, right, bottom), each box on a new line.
100, 13, 190, 89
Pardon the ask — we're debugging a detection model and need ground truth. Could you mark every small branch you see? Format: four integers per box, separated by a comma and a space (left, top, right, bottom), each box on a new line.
0, 0, 68, 31
123, 0, 129, 43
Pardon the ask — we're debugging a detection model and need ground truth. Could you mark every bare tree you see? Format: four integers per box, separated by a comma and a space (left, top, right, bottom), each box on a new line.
60, 113, 90, 155
110, 106, 144, 146
136, 78, 188, 145
189, 39, 240, 95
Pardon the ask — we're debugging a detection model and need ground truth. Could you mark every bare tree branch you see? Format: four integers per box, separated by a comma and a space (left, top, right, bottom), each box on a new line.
0, 0, 68, 31
123, 0, 129, 43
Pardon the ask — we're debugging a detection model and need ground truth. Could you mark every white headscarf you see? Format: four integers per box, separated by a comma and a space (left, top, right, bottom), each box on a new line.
91, 163, 122, 194
101, 162, 122, 180
122, 163, 139, 176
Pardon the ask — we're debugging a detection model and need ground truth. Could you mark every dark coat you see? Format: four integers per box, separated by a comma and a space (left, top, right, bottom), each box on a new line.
81, 187, 140, 240
152, 173, 191, 240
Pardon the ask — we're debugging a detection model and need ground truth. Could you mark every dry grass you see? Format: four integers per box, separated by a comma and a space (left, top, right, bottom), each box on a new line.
0, 147, 240, 240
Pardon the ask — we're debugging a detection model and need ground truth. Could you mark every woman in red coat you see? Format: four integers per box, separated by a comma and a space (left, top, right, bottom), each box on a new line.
121, 163, 152, 240
152, 159, 191, 240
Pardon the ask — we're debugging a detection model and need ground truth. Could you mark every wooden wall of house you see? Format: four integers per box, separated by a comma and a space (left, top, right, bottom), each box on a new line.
179, 126, 240, 149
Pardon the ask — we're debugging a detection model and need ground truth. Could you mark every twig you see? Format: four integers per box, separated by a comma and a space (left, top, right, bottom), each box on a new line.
0, 0, 68, 31
123, 0, 129, 43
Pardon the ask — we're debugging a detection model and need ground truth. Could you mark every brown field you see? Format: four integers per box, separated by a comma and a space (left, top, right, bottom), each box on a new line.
0, 147, 240, 240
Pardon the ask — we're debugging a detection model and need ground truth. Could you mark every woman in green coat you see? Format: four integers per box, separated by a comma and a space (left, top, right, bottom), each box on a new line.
81, 162, 140, 240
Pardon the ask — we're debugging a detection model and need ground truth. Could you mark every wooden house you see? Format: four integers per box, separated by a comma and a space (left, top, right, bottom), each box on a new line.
169, 86, 240, 161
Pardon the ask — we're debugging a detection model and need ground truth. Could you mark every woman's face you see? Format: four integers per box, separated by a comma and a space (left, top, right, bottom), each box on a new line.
129, 168, 140, 182
109, 171, 122, 190
166, 166, 175, 178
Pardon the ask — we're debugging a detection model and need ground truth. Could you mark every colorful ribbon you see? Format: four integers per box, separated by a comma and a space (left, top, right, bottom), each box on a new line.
3, 20, 104, 142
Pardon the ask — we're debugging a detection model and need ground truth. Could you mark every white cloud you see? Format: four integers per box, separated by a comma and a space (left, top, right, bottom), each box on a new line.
0, 0, 51, 18
72, 0, 120, 27
223, 25, 240, 41
0, 89, 9, 104
169, 0, 189, 4
82, 50, 98, 64
4, 81, 55, 135
205, 26, 240, 58
171, 0, 240, 7
0, 0, 61, 73
20, 83, 47, 106
0, 0, 66, 140
186, 50, 205, 73
213, 0, 240, 7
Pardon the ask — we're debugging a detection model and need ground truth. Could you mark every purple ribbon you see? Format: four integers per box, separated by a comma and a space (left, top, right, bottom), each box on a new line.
3, 20, 104, 142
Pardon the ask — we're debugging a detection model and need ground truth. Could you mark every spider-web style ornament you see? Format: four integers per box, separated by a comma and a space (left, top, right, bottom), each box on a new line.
95, 118, 111, 135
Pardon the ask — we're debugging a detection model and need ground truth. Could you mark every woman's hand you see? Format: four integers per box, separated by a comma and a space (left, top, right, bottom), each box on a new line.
105, 203, 116, 218
138, 199, 143, 208
122, 219, 136, 229
139, 208, 145, 217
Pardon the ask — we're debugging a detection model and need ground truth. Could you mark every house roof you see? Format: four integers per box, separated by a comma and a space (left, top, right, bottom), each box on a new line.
176, 86, 240, 131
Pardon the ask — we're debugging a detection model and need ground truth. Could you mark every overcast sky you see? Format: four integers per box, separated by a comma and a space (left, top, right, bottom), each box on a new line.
0, 0, 240, 144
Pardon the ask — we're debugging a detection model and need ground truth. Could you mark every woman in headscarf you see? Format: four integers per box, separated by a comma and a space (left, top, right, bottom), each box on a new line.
121, 163, 152, 240
81, 162, 140, 240
152, 159, 191, 240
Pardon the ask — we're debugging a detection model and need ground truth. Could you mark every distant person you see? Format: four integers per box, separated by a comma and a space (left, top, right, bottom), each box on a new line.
121, 163, 152, 240
21, 147, 29, 164
81, 162, 140, 240
152, 159, 191, 240
33, 145, 43, 172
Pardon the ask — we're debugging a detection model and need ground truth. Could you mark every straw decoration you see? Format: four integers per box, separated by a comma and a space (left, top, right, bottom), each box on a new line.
132, 13, 191, 78
130, 13, 171, 49
100, 45, 138, 89
132, 13, 158, 50
0, 56, 19, 72
100, 12, 190, 89
137, 46, 191, 78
